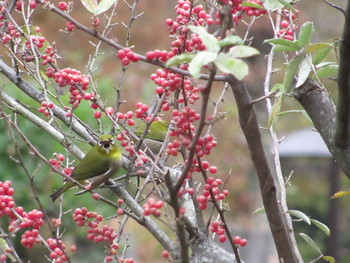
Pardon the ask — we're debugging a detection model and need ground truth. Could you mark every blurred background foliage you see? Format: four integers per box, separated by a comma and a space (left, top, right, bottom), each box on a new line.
1, 0, 350, 262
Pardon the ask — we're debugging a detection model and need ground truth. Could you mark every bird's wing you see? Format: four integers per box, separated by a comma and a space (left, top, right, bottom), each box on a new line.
71, 149, 110, 180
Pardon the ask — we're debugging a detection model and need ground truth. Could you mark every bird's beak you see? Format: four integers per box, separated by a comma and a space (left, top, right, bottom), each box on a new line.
102, 141, 110, 154
105, 147, 110, 154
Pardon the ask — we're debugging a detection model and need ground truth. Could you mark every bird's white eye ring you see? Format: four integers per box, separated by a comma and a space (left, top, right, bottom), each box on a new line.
110, 138, 114, 144
98, 141, 103, 147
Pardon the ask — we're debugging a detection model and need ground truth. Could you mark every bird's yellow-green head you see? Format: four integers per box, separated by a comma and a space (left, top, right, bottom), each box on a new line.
96, 134, 119, 156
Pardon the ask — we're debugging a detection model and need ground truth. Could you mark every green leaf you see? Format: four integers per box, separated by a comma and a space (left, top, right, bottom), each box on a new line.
299, 233, 322, 254
273, 45, 301, 53
252, 207, 266, 215
331, 190, 350, 199
314, 64, 338, 79
298, 22, 314, 47
214, 55, 249, 80
276, 0, 297, 14
218, 35, 243, 48
271, 83, 283, 93
313, 46, 332, 65
296, 55, 312, 87
81, 0, 98, 13
283, 55, 303, 92
95, 0, 118, 15
188, 26, 219, 52
263, 0, 294, 11
267, 95, 283, 128
276, 110, 312, 123
311, 219, 331, 236
188, 51, 217, 79
303, 42, 331, 54
323, 256, 336, 263
242, 1, 266, 10
228, 45, 260, 58
288, 209, 311, 225
264, 38, 300, 49
165, 53, 196, 67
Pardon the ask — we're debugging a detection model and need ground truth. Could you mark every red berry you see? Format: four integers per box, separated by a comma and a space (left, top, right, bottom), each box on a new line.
219, 235, 226, 243
161, 250, 170, 258
280, 20, 289, 28
58, 2, 68, 11
233, 236, 241, 245
94, 111, 102, 119
240, 239, 248, 247
208, 166, 218, 174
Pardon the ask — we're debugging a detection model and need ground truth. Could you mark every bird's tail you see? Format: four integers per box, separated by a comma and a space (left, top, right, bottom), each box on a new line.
50, 187, 66, 202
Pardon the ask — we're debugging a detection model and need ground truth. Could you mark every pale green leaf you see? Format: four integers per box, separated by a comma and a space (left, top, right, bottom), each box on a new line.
311, 219, 331, 236
81, 0, 98, 13
165, 53, 196, 67
316, 62, 336, 69
271, 83, 283, 93
273, 45, 301, 52
276, 0, 297, 14
267, 95, 282, 128
299, 233, 321, 254
228, 45, 260, 58
288, 209, 311, 225
276, 110, 312, 123
298, 21, 314, 47
188, 26, 219, 52
323, 256, 336, 263
252, 207, 266, 215
188, 51, 217, 79
264, 38, 300, 49
214, 55, 249, 80
303, 43, 331, 54
296, 55, 312, 87
331, 190, 350, 199
242, 1, 266, 10
283, 55, 303, 92
95, 0, 118, 15
218, 35, 243, 48
263, 0, 294, 11
313, 46, 332, 65
315, 64, 338, 79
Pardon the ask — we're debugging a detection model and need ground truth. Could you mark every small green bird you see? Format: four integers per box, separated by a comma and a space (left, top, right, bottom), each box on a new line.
133, 120, 169, 154
50, 134, 122, 201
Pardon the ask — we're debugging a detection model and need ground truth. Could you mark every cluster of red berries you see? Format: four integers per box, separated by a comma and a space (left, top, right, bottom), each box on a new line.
38, 101, 54, 117
196, 176, 229, 210
66, 22, 76, 31
47, 238, 69, 262
49, 153, 73, 175
116, 48, 140, 66
233, 235, 248, 247
73, 208, 118, 244
142, 198, 164, 217
166, 2, 212, 53
277, 9, 299, 41
0, 181, 15, 217
15, 0, 37, 11
216, 0, 266, 24
1, 184, 45, 250
210, 221, 227, 242
146, 48, 177, 63
1, 21, 21, 44
21, 229, 41, 248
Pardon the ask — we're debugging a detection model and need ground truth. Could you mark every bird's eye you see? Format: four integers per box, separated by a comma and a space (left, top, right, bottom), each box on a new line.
98, 141, 103, 147
110, 138, 114, 144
